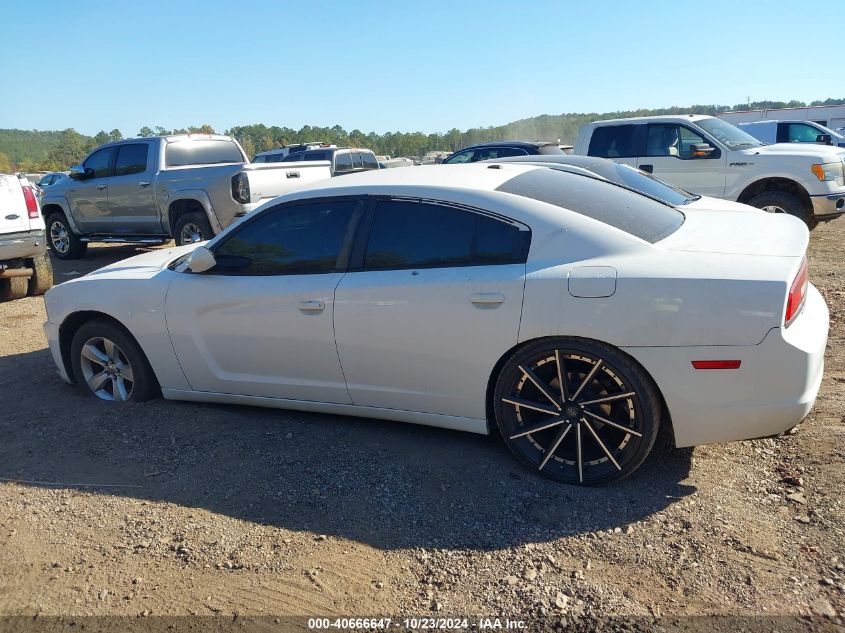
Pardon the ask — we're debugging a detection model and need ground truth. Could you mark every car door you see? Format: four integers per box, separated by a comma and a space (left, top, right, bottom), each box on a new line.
66, 146, 115, 233
165, 198, 363, 403
107, 142, 160, 234
333, 198, 529, 420
637, 123, 727, 197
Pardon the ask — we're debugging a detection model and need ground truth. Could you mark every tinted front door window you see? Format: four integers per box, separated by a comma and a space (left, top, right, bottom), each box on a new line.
84, 147, 115, 178
787, 124, 822, 143
213, 200, 360, 274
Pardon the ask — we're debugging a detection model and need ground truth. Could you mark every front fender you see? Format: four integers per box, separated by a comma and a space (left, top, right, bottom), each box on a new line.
40, 196, 82, 234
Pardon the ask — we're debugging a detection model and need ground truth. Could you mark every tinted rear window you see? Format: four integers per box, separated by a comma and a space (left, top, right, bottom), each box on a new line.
496, 169, 684, 243
587, 125, 639, 158
165, 140, 244, 167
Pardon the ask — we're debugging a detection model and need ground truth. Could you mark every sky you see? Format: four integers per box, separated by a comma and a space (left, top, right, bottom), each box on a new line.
1, 0, 840, 137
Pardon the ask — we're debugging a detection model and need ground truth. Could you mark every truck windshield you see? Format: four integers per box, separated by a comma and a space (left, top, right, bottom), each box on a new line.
696, 118, 763, 150
166, 140, 244, 167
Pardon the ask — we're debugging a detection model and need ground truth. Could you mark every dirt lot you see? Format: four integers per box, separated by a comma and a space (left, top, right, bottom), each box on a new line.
0, 221, 843, 628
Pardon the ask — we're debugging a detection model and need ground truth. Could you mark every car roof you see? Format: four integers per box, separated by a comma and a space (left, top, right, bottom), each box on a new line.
460, 140, 558, 150
589, 114, 712, 125
483, 154, 612, 169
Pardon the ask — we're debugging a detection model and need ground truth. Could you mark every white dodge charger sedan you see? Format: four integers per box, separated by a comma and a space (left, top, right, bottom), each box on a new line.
43, 164, 828, 485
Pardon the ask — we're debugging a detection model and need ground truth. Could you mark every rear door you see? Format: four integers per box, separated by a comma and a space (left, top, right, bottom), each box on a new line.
333, 198, 529, 420
638, 123, 727, 197
106, 142, 160, 234
66, 146, 115, 233
0, 175, 29, 235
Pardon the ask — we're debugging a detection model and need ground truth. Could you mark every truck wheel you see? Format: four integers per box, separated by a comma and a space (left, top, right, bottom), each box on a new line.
27, 253, 54, 296
748, 191, 817, 230
174, 212, 213, 246
46, 213, 88, 259
0, 276, 28, 301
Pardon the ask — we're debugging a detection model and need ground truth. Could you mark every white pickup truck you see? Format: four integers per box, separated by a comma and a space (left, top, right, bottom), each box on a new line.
574, 114, 845, 227
40, 134, 332, 259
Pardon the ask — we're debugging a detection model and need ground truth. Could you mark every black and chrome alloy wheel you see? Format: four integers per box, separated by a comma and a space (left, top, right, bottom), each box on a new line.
495, 339, 661, 485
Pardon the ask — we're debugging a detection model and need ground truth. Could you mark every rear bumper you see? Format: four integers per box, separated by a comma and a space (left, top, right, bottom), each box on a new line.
0, 229, 46, 262
622, 284, 828, 447
811, 193, 845, 219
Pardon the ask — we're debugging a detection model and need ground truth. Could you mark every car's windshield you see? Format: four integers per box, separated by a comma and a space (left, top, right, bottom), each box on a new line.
696, 118, 763, 150
583, 161, 699, 206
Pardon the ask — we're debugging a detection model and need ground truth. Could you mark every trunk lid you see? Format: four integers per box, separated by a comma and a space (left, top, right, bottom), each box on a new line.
658, 208, 808, 257
0, 174, 30, 235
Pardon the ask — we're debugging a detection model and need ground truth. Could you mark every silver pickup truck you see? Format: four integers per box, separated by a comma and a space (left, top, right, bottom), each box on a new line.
40, 134, 332, 259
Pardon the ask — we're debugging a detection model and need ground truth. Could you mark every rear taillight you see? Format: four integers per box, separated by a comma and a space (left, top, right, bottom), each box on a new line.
785, 256, 808, 327
22, 186, 39, 219
231, 173, 251, 204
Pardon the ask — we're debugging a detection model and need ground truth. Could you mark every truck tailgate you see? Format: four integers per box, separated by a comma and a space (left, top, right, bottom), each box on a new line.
243, 161, 332, 204
0, 175, 30, 234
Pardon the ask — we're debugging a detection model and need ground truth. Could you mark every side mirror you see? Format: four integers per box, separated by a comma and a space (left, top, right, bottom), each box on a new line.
690, 143, 715, 158
183, 245, 216, 273
69, 165, 87, 180
816, 134, 833, 145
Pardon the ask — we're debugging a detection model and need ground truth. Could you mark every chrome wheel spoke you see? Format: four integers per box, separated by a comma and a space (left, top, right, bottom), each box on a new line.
576, 423, 583, 483
554, 350, 569, 402
81, 343, 108, 366
578, 391, 636, 407
518, 365, 561, 410
510, 417, 568, 440
538, 423, 572, 471
583, 420, 622, 471
582, 409, 642, 437
502, 396, 559, 417
571, 359, 602, 401
87, 370, 110, 392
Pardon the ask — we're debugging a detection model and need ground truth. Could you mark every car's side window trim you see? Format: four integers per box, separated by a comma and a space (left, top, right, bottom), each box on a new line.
347, 196, 531, 272
205, 195, 367, 276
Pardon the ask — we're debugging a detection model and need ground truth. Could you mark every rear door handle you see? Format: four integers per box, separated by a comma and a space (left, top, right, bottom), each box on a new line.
138, 181, 151, 187
470, 292, 505, 305
640, 164, 653, 174
95, 184, 108, 190
299, 300, 325, 312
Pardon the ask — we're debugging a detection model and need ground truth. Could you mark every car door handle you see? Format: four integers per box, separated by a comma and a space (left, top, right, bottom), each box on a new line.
95, 184, 108, 190
470, 292, 505, 305
286, 171, 300, 179
299, 300, 325, 312
640, 164, 654, 174
138, 181, 151, 187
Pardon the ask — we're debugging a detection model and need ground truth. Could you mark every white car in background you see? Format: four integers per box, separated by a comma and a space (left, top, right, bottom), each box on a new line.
43, 165, 828, 485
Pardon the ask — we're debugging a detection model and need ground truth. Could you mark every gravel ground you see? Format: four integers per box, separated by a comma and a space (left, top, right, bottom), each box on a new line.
0, 221, 843, 628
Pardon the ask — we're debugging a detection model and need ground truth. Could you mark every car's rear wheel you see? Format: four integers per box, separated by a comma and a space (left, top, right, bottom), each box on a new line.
748, 191, 817, 229
46, 212, 88, 259
494, 338, 661, 485
27, 253, 53, 296
0, 276, 28, 301
174, 212, 213, 246
70, 320, 158, 402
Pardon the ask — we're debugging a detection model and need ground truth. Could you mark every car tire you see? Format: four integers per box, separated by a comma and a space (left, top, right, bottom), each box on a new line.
70, 319, 159, 403
46, 212, 88, 259
174, 211, 213, 246
493, 337, 662, 485
0, 276, 28, 301
27, 253, 54, 296
748, 191, 817, 230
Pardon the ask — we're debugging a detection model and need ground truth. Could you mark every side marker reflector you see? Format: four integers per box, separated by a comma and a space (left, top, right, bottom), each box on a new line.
692, 360, 741, 370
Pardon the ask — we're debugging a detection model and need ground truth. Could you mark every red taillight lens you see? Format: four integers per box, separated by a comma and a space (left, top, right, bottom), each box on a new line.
785, 256, 808, 327
22, 186, 39, 219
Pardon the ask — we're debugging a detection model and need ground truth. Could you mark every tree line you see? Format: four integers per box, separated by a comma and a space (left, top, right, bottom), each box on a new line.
3, 97, 844, 172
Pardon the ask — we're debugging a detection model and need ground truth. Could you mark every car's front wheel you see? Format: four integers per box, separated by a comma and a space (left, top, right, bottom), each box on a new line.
748, 191, 817, 230
70, 320, 158, 402
46, 213, 88, 259
494, 338, 661, 485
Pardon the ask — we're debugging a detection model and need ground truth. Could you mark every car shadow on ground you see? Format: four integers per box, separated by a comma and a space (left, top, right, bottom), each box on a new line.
0, 349, 695, 550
